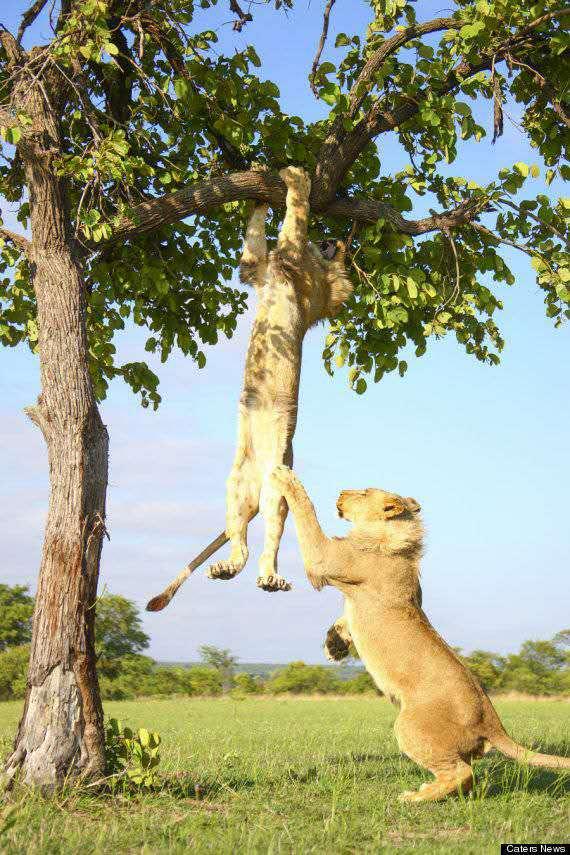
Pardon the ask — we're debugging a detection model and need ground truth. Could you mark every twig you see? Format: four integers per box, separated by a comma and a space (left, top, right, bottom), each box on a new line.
508, 54, 570, 129
310, 0, 337, 97
498, 197, 566, 242
229, 0, 253, 32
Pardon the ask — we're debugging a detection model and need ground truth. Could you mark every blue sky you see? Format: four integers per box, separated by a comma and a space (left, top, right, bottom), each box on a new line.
1, 1, 568, 664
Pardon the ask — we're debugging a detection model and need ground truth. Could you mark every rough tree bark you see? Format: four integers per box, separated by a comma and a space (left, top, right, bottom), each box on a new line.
4, 55, 108, 788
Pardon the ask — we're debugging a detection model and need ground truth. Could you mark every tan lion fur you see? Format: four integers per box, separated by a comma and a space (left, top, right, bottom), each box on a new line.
207, 167, 352, 592
271, 465, 570, 801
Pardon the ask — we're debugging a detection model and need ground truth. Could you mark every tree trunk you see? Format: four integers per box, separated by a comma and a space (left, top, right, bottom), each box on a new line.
4, 76, 109, 789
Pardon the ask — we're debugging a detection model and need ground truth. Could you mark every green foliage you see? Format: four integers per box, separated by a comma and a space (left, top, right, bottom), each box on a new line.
198, 644, 238, 690
1, 0, 568, 405
266, 661, 342, 694
460, 629, 570, 695
0, 697, 569, 851
0, 644, 29, 701
95, 594, 150, 678
340, 671, 378, 694
0, 584, 34, 651
104, 717, 161, 789
232, 672, 264, 694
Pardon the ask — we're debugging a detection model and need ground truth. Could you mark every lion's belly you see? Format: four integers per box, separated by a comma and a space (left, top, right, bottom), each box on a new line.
344, 602, 404, 704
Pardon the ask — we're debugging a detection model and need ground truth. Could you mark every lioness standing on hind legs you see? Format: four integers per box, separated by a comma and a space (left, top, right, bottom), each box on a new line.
271, 465, 570, 802
146, 167, 352, 611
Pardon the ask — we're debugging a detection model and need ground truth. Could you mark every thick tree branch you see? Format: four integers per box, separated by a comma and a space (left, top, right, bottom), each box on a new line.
17, 0, 49, 44
0, 226, 31, 252
99, 168, 490, 250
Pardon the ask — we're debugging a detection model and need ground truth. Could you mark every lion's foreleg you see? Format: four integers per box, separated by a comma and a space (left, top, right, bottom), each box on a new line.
277, 167, 311, 264
270, 466, 330, 590
240, 204, 268, 288
324, 614, 353, 662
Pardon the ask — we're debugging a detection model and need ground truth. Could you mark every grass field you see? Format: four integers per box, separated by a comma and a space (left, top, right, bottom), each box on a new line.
1, 696, 568, 853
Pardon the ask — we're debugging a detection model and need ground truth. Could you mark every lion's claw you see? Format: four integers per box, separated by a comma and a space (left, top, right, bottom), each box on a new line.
207, 561, 243, 580
256, 575, 292, 592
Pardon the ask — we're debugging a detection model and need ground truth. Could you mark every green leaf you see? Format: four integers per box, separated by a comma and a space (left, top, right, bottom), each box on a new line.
513, 162, 529, 178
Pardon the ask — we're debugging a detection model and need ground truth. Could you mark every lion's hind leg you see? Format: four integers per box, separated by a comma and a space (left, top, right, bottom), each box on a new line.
256, 478, 292, 592
399, 761, 473, 803
208, 460, 258, 581
395, 709, 474, 803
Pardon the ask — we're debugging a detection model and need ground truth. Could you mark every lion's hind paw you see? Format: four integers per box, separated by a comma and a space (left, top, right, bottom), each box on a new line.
207, 561, 244, 581
256, 574, 292, 592
279, 166, 311, 197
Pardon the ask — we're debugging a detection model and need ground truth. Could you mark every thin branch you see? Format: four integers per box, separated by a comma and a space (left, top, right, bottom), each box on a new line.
348, 17, 456, 116
0, 226, 31, 253
229, 0, 253, 32
310, 0, 337, 97
17, 0, 49, 43
498, 197, 566, 242
471, 222, 556, 272
508, 55, 570, 129
313, 8, 570, 205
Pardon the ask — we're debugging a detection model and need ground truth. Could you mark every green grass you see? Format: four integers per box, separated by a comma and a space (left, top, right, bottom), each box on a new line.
1, 696, 568, 853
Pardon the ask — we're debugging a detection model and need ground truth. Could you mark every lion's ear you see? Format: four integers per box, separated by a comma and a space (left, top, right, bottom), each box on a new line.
405, 497, 421, 514
383, 499, 407, 519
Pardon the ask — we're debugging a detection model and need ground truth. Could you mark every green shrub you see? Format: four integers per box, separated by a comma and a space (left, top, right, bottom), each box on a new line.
266, 662, 342, 694
233, 672, 264, 694
105, 718, 161, 789
0, 645, 29, 700
340, 671, 378, 694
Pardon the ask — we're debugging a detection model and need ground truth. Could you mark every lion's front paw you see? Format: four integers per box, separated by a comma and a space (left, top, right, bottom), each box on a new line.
279, 166, 311, 198
256, 574, 292, 592
207, 561, 244, 581
324, 623, 352, 662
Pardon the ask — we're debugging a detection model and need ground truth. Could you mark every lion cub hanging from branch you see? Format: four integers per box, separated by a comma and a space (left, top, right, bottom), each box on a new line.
271, 466, 570, 802
146, 167, 352, 611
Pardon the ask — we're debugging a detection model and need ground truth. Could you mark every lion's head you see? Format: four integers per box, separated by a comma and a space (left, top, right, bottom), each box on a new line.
337, 488, 423, 555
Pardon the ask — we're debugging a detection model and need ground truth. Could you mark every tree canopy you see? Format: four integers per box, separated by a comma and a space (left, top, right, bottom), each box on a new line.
95, 593, 150, 662
1, 0, 568, 404
0, 583, 34, 651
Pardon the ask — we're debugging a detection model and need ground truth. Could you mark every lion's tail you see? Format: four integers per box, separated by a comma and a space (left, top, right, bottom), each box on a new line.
490, 732, 570, 770
145, 531, 228, 612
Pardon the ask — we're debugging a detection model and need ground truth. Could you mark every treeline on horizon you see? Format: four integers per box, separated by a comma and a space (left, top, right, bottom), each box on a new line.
1, 586, 568, 702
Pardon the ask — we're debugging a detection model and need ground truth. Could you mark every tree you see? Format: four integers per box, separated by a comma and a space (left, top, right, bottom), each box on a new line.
0, 584, 34, 651
95, 594, 149, 678
199, 644, 238, 691
1, 0, 568, 786
462, 649, 506, 691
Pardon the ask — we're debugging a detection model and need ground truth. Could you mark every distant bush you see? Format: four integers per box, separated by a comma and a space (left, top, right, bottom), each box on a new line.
99, 660, 223, 700
0, 644, 29, 700
266, 662, 342, 694
233, 672, 264, 694
340, 671, 378, 694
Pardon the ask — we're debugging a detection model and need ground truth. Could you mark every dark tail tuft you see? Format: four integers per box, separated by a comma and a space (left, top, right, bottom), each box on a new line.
146, 593, 170, 612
